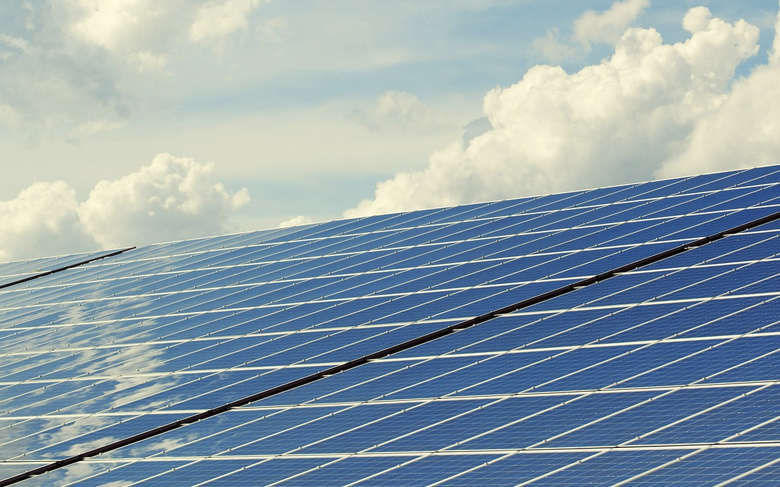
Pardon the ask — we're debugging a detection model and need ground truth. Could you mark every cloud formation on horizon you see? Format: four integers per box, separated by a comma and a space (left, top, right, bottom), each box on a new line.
346, 3, 780, 218
0, 154, 249, 261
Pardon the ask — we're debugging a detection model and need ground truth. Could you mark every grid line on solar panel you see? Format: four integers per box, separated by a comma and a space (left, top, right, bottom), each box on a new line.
396, 295, 776, 360
9, 244, 776, 358
338, 454, 434, 487
527, 369, 780, 478
437, 238, 780, 351
0, 248, 133, 282
3, 220, 644, 288
0, 181, 772, 326
4, 217, 760, 388
1, 260, 772, 458
716, 455, 780, 486
53, 172, 760, 268
429, 426, 780, 485
3, 292, 776, 394
120, 292, 760, 470
380, 307, 779, 400
41, 380, 772, 470
1, 306, 744, 414
611, 448, 714, 486
16, 441, 776, 461
0, 247, 134, 293
470, 298, 771, 358
2, 378, 777, 431
6, 444, 780, 487
10, 173, 768, 282
614, 447, 780, 486
4, 167, 780, 484
31, 444, 780, 486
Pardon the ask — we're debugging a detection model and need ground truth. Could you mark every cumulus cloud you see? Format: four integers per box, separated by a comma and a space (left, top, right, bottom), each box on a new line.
346, 3, 770, 218
656, 7, 780, 177
533, 0, 649, 62
79, 154, 251, 248
70, 0, 264, 60
0, 0, 267, 137
279, 215, 313, 228
573, 0, 650, 47
462, 117, 492, 146
531, 28, 580, 64
657, 61, 780, 176
0, 182, 94, 262
357, 91, 439, 132
0, 154, 249, 261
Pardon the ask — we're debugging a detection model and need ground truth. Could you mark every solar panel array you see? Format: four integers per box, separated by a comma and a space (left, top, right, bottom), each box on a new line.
2, 166, 780, 485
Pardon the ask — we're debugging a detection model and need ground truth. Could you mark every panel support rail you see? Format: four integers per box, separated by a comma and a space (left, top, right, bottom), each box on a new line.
3, 208, 780, 485
0, 247, 136, 291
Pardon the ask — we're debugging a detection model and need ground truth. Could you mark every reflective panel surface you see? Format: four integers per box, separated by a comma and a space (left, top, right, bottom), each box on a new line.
2, 166, 780, 485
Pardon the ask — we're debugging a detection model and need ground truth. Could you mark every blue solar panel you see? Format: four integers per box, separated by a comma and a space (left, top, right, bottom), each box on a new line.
2, 166, 780, 485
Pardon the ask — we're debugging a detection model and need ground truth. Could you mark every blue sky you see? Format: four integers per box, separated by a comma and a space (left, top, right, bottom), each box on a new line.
0, 0, 779, 259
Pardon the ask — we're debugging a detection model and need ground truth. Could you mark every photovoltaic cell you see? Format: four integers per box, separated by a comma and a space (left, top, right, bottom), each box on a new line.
2, 166, 780, 485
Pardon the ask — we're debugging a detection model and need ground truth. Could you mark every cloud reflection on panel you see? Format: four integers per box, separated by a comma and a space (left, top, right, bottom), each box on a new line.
0, 154, 249, 261
0, 301, 173, 461
0, 325, 185, 469
346, 3, 780, 217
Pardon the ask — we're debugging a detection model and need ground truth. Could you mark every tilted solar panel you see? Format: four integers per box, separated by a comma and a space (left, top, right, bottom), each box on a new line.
1, 166, 780, 485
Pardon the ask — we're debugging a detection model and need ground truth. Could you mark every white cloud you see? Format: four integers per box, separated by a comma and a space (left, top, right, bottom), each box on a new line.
69, 0, 175, 53
279, 215, 313, 228
462, 117, 492, 146
358, 91, 439, 132
0, 154, 249, 261
68, 119, 127, 142
0, 181, 94, 262
0, 0, 268, 136
67, 0, 262, 57
531, 27, 580, 64
346, 5, 765, 218
79, 154, 250, 248
190, 0, 265, 49
657, 17, 780, 177
22, 1, 35, 31
0, 34, 30, 51
573, 0, 650, 46
533, 0, 650, 61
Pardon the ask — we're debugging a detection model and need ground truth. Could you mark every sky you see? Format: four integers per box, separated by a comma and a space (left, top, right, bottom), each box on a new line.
1, 0, 780, 261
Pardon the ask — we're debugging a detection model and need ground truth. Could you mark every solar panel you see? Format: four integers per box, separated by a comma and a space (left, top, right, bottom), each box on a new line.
2, 166, 780, 485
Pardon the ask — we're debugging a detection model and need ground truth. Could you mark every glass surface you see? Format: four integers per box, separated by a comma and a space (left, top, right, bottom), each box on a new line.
4, 166, 780, 486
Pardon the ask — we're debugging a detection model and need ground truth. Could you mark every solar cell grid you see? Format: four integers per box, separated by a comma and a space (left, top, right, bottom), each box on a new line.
631, 171, 737, 199
371, 207, 452, 231
347, 454, 505, 486
726, 460, 780, 486
434, 452, 593, 486
620, 447, 780, 485
3, 166, 780, 486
